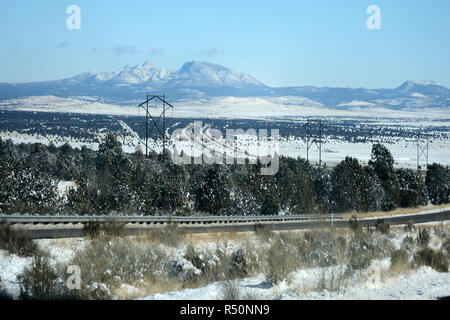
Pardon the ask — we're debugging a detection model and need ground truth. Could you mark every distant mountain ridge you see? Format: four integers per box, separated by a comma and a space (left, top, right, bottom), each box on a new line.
0, 60, 449, 110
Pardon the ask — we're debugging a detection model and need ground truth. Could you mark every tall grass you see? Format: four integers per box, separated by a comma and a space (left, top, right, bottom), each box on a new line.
0, 219, 37, 257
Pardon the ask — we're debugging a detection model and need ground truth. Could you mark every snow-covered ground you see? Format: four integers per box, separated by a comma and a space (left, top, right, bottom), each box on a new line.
1, 95, 449, 120
141, 263, 450, 300
0, 238, 86, 299
1, 95, 449, 168
1, 129, 449, 168
1, 223, 448, 300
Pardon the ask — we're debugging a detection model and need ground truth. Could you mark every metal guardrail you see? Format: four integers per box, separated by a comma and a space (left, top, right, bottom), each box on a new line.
2, 211, 449, 239
0, 213, 343, 225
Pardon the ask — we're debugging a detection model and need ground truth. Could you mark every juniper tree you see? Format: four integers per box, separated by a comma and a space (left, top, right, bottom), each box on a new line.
290, 158, 316, 214
368, 143, 401, 211
396, 168, 428, 207
426, 163, 450, 205
331, 157, 367, 213
313, 165, 333, 214
364, 166, 385, 211
191, 164, 233, 215
260, 190, 280, 215
229, 164, 261, 216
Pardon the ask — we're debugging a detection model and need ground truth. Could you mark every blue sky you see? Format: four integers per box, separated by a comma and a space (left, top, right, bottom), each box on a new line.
0, 0, 449, 88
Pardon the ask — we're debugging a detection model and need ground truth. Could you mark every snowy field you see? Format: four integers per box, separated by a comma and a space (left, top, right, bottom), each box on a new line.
1, 222, 448, 300
142, 263, 449, 300
1, 95, 449, 120
0, 95, 449, 168
1, 128, 448, 169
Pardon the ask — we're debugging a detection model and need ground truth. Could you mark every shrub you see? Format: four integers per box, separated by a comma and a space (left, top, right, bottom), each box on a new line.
173, 243, 235, 288
83, 218, 126, 238
347, 230, 393, 271
149, 223, 184, 247
417, 228, 431, 247
265, 237, 295, 284
18, 252, 74, 300
0, 278, 12, 300
348, 244, 372, 270
390, 249, 410, 273
102, 218, 126, 237
83, 220, 102, 238
316, 264, 350, 293
404, 222, 415, 232
433, 226, 447, 240
254, 223, 274, 241
71, 238, 169, 298
443, 237, 450, 256
0, 219, 38, 257
401, 235, 416, 252
184, 244, 204, 272
302, 230, 338, 268
228, 249, 248, 279
348, 215, 362, 234
219, 280, 241, 300
414, 247, 448, 272
228, 242, 262, 279
375, 219, 390, 234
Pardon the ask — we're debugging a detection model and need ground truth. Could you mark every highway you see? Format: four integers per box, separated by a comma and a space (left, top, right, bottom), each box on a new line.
1, 210, 449, 239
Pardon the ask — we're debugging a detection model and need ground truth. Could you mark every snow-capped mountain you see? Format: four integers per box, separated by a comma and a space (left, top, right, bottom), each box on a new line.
396, 80, 449, 95
0, 60, 448, 110
168, 61, 265, 88
70, 60, 176, 85
61, 60, 264, 89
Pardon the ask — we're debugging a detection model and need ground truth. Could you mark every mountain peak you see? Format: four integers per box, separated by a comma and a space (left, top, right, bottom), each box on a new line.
175, 61, 265, 87
141, 60, 157, 69
397, 80, 442, 90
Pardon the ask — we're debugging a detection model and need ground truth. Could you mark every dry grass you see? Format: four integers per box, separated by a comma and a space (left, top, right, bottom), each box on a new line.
219, 280, 242, 300
390, 249, 411, 274
138, 223, 184, 247
129, 277, 182, 299
0, 219, 38, 257
343, 203, 450, 220
184, 231, 254, 245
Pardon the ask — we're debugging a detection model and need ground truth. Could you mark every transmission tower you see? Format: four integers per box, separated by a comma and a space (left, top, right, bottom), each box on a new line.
305, 119, 325, 165
137, 94, 174, 160
416, 132, 429, 170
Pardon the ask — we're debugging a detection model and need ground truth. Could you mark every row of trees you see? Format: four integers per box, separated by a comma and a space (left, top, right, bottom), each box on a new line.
0, 135, 449, 215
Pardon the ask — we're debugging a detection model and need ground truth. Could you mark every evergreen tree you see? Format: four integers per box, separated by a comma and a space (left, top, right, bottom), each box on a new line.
426, 163, 450, 205
331, 157, 367, 213
313, 165, 333, 214
158, 162, 187, 212
260, 190, 280, 215
276, 157, 297, 212
368, 144, 400, 211
290, 158, 316, 214
396, 168, 428, 207
191, 164, 233, 215
363, 166, 385, 211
